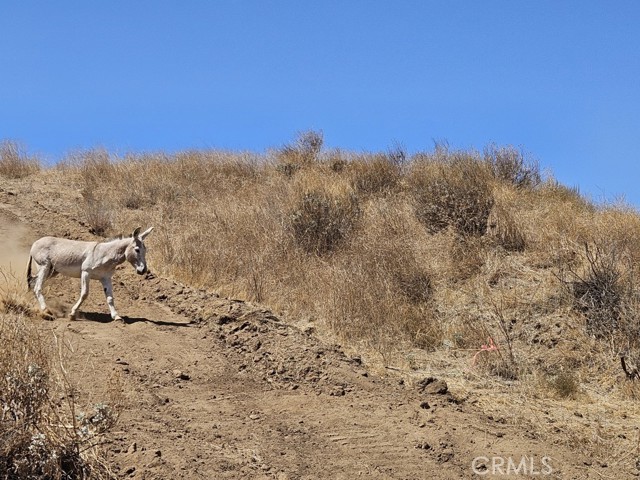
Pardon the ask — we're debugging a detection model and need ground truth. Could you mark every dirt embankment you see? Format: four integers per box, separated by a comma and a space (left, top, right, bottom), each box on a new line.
0, 179, 602, 479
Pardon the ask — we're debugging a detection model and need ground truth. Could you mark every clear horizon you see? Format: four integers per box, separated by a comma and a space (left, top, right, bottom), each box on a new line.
2, 1, 639, 205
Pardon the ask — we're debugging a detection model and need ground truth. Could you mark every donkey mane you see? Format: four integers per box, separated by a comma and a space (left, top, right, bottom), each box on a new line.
103, 234, 129, 242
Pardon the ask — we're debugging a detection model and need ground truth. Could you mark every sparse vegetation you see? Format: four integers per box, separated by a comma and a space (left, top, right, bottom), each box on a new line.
5, 133, 640, 473
0, 276, 121, 479
50, 135, 640, 365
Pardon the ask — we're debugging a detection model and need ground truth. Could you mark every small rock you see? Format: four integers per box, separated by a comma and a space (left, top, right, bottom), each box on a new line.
154, 450, 162, 457
417, 377, 448, 395
329, 386, 346, 397
216, 315, 235, 325
126, 442, 137, 454
420, 401, 431, 409
249, 414, 260, 420
173, 370, 191, 381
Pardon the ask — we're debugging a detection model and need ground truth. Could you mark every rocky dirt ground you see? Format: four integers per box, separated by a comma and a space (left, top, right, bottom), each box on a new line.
0, 176, 629, 479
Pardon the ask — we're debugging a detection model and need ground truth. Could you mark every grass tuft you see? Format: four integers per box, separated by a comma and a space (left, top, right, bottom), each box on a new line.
0, 141, 40, 178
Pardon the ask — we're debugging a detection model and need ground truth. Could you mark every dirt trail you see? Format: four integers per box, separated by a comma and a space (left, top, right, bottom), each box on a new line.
0, 178, 596, 479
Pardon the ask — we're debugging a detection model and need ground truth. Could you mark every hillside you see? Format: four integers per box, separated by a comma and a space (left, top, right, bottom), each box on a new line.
2, 138, 640, 478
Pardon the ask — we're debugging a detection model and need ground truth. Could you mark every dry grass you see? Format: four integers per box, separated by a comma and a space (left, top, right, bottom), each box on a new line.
0, 141, 40, 179
409, 149, 495, 237
6, 134, 640, 469
46, 137, 640, 396
7, 135, 640, 471
288, 188, 361, 256
0, 270, 120, 479
0, 270, 33, 317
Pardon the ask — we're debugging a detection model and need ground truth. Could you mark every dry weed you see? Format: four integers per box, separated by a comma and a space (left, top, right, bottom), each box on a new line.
486, 203, 526, 252
348, 147, 405, 197
0, 269, 33, 317
276, 130, 324, 174
483, 144, 541, 189
410, 151, 494, 237
0, 141, 40, 178
288, 189, 361, 256
0, 314, 120, 479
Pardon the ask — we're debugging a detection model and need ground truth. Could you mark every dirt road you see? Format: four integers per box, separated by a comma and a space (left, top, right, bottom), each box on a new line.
0, 178, 595, 479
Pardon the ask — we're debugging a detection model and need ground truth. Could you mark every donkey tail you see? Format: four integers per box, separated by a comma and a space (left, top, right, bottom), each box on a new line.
26, 256, 34, 290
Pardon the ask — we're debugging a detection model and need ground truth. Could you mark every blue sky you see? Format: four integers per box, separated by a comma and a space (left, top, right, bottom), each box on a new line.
1, 1, 639, 204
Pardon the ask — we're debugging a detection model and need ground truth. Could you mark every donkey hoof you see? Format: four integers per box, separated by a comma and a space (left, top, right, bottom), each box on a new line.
40, 310, 55, 321
114, 315, 124, 322
69, 313, 77, 321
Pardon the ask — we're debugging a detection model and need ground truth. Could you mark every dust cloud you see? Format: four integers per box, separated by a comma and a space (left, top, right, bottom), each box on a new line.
0, 213, 31, 282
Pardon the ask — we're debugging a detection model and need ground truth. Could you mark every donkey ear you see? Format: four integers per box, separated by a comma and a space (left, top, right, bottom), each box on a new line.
139, 227, 154, 240
132, 227, 141, 238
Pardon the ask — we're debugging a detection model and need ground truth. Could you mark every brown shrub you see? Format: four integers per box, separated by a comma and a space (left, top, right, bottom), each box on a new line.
276, 130, 324, 174
484, 144, 541, 188
319, 196, 440, 350
549, 372, 580, 399
410, 152, 494, 237
288, 189, 361, 256
80, 190, 113, 237
565, 242, 624, 337
349, 153, 403, 197
64, 148, 115, 186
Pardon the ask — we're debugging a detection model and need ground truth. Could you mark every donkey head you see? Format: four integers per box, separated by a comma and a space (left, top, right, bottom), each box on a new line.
126, 226, 154, 275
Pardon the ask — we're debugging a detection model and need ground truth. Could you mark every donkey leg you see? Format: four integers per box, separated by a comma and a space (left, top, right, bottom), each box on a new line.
70, 271, 90, 320
100, 277, 122, 321
33, 263, 54, 320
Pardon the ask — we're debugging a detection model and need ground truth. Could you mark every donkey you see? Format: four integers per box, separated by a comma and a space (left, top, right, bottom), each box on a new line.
26, 227, 154, 321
